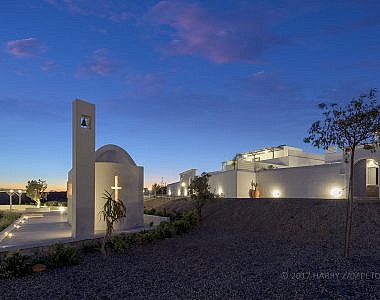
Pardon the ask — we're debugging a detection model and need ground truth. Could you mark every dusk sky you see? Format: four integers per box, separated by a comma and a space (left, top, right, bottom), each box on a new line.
1, 0, 379, 190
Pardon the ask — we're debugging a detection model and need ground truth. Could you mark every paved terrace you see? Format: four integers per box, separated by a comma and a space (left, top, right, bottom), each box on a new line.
0, 211, 166, 252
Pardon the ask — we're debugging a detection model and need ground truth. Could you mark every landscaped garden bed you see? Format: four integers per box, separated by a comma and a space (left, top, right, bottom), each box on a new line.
0, 211, 21, 232
0, 209, 198, 279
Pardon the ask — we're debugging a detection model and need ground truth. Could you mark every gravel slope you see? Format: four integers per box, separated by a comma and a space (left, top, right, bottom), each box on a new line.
1, 198, 380, 299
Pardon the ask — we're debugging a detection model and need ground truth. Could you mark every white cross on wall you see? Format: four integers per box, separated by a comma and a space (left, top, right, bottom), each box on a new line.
111, 175, 122, 201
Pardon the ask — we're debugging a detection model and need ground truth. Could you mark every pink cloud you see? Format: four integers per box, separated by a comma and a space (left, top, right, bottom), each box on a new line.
41, 60, 60, 71
148, 1, 286, 64
76, 49, 121, 77
5, 38, 46, 58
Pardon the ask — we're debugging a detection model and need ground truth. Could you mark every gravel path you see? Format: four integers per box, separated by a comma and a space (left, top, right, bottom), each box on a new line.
1, 199, 380, 299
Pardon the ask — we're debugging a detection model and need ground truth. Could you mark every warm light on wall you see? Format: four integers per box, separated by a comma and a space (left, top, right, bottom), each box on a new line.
330, 187, 343, 198
367, 159, 379, 168
218, 187, 223, 196
272, 190, 281, 198
181, 182, 186, 187
184, 188, 188, 196
178, 189, 181, 196
168, 189, 171, 196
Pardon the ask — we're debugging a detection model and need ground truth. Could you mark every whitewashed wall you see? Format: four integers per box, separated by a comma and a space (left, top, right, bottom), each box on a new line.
208, 170, 237, 198
95, 162, 144, 232
237, 170, 256, 198
167, 182, 180, 196
255, 163, 346, 199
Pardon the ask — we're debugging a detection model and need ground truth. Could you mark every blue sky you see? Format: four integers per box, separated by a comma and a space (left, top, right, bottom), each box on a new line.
0, 0, 379, 190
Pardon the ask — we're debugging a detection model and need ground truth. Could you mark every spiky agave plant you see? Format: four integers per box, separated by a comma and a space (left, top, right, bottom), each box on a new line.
100, 190, 126, 256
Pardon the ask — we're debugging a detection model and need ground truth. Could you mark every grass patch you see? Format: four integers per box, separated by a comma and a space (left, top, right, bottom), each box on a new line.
0, 211, 21, 232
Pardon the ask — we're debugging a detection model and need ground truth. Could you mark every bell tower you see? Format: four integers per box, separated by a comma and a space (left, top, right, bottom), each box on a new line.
72, 99, 95, 239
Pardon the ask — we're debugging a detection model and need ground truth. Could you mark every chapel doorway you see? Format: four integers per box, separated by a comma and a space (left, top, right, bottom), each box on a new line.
353, 159, 379, 198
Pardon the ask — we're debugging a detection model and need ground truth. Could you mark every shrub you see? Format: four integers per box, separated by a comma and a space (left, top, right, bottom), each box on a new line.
109, 209, 199, 251
81, 240, 101, 253
108, 233, 140, 254
172, 220, 191, 235
109, 234, 129, 254
144, 208, 156, 215
44, 201, 67, 207
50, 244, 81, 267
155, 221, 173, 239
126, 233, 138, 245
183, 210, 198, 227
136, 231, 155, 245
0, 212, 22, 232
0, 252, 31, 279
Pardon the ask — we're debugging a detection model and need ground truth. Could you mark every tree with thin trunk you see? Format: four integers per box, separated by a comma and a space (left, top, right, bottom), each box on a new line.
188, 172, 215, 222
304, 88, 380, 257
151, 183, 166, 197
99, 190, 126, 256
25, 179, 48, 208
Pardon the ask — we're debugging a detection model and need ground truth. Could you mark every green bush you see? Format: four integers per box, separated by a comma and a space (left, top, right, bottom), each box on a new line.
144, 208, 156, 215
155, 221, 173, 239
0, 211, 21, 232
136, 231, 156, 245
107, 209, 199, 253
81, 240, 101, 253
172, 220, 191, 235
50, 244, 81, 267
109, 234, 130, 254
44, 201, 67, 207
183, 210, 198, 227
0, 252, 31, 279
126, 233, 138, 244
108, 233, 141, 254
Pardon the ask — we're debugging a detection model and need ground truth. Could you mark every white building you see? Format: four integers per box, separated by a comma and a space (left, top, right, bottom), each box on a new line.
167, 145, 380, 199
67, 99, 144, 239
167, 169, 196, 197
67, 144, 144, 233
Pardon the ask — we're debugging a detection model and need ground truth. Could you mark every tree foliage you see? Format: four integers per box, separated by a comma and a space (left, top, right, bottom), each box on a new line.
304, 88, 380, 257
304, 88, 380, 151
188, 172, 215, 221
99, 190, 127, 256
25, 179, 48, 208
151, 183, 166, 197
